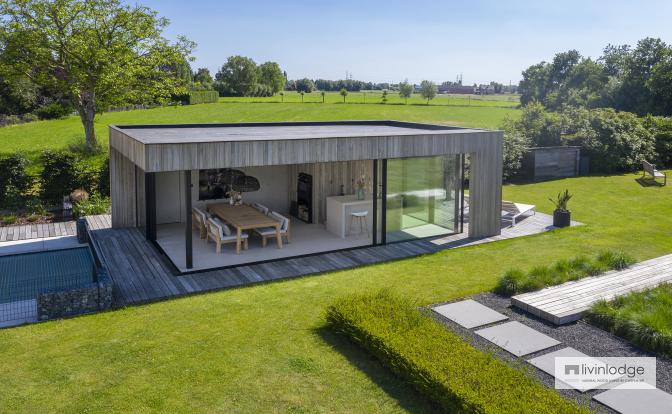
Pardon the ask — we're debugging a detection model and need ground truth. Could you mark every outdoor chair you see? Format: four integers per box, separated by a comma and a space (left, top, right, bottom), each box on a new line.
192, 207, 209, 239
254, 211, 290, 247
501, 201, 536, 226
206, 217, 249, 253
252, 202, 269, 215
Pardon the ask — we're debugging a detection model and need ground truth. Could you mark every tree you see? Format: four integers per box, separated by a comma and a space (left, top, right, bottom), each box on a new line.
398, 81, 413, 104
294, 78, 315, 93
648, 56, 672, 115
258, 62, 285, 94
419, 80, 437, 104
215, 56, 259, 96
381, 90, 388, 104
0, 0, 194, 151
339, 88, 348, 102
300, 91, 305, 103
193, 68, 214, 88
321, 91, 326, 103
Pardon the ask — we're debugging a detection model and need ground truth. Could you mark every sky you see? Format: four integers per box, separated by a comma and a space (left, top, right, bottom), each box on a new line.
138, 0, 672, 85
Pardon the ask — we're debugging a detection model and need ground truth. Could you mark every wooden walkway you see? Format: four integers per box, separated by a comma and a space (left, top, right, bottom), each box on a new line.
0, 221, 76, 242
86, 213, 565, 307
512, 254, 672, 325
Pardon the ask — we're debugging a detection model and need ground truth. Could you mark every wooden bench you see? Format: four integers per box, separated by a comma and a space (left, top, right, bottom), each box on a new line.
643, 160, 666, 186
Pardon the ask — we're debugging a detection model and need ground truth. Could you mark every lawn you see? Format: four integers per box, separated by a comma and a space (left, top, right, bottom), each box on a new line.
0, 98, 519, 168
1, 172, 671, 413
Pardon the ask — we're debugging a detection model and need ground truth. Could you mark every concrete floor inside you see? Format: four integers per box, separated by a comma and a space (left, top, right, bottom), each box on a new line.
157, 218, 376, 271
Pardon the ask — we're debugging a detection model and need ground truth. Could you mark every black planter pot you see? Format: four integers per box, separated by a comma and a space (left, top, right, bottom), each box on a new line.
553, 209, 571, 228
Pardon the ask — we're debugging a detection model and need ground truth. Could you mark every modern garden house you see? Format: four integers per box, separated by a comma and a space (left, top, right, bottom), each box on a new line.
109, 121, 503, 271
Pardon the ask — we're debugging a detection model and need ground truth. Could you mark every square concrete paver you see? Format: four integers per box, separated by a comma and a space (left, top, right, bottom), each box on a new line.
432, 299, 508, 329
527, 347, 597, 392
593, 388, 672, 414
475, 321, 561, 357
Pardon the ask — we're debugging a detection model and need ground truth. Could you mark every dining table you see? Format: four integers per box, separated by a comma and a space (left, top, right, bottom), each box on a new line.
208, 203, 283, 254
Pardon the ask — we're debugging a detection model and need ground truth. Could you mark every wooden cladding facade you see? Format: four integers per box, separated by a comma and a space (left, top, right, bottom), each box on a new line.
109, 123, 503, 238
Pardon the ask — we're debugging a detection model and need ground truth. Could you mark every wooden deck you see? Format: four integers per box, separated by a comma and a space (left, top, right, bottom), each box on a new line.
0, 221, 76, 242
512, 254, 672, 325
86, 212, 565, 307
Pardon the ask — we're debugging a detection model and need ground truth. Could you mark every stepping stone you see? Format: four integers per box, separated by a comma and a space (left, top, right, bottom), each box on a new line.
475, 321, 560, 357
432, 299, 508, 329
593, 389, 672, 414
527, 347, 598, 392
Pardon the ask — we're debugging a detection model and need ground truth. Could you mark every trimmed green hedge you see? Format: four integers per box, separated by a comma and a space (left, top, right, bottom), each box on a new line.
187, 90, 219, 105
326, 291, 588, 414
587, 283, 672, 357
494, 250, 635, 296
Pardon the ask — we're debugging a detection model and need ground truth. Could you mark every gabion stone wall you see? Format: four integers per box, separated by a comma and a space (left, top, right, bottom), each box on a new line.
37, 268, 113, 321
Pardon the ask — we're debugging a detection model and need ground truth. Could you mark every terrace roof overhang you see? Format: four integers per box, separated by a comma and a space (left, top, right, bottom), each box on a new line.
109, 120, 502, 173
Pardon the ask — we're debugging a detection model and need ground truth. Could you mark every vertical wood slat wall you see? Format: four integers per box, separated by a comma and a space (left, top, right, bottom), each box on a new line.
287, 160, 373, 224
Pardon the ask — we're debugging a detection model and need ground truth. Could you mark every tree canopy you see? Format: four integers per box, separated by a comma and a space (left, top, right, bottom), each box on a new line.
518, 37, 672, 116
419, 80, 437, 104
0, 0, 194, 150
398, 81, 413, 104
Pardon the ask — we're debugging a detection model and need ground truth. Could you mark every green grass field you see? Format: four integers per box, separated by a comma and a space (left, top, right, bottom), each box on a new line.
0, 96, 519, 168
1, 171, 671, 413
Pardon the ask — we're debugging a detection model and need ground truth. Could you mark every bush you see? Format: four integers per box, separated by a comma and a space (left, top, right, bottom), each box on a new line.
72, 194, 110, 217
40, 150, 80, 204
34, 102, 70, 120
97, 157, 110, 197
494, 250, 634, 296
326, 291, 588, 414
0, 153, 32, 209
586, 284, 672, 357
187, 90, 219, 105
2, 214, 17, 225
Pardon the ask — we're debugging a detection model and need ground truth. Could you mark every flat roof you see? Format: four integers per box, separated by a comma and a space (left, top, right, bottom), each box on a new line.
112, 120, 484, 144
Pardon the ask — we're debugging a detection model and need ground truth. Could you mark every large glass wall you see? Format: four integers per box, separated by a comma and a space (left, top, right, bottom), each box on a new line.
385, 155, 462, 242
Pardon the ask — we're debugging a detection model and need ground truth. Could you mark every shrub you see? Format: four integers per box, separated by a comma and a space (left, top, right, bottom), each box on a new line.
97, 157, 110, 197
495, 250, 634, 296
586, 284, 672, 357
187, 90, 219, 105
21, 113, 38, 123
596, 250, 635, 270
0, 153, 32, 209
326, 291, 588, 414
40, 150, 80, 204
34, 102, 70, 120
72, 194, 110, 217
2, 214, 17, 225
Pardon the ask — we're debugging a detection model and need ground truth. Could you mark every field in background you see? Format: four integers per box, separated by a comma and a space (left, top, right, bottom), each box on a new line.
0, 99, 520, 169
220, 91, 520, 107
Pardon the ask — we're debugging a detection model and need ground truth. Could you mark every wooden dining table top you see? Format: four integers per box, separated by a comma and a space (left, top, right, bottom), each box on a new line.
208, 203, 279, 230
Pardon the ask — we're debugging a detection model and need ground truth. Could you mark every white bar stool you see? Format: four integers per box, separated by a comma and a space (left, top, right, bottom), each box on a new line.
349, 211, 369, 237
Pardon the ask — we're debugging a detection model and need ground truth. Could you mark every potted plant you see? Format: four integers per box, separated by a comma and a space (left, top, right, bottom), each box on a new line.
549, 189, 572, 228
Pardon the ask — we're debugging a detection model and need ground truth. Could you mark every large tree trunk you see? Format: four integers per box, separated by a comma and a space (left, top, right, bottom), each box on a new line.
77, 90, 98, 151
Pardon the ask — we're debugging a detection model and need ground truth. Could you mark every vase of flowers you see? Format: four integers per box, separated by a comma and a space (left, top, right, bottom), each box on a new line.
355, 175, 369, 200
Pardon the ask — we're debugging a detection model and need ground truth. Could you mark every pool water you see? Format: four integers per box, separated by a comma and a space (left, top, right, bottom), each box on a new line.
0, 247, 95, 304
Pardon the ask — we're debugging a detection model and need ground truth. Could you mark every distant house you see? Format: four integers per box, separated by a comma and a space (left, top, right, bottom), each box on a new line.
474, 84, 496, 95
438, 84, 474, 94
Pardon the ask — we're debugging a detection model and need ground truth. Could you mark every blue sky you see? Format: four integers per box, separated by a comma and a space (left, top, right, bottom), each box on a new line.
139, 0, 672, 85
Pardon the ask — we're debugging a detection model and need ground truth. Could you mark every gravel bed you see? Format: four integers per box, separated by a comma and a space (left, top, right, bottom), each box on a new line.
428, 292, 672, 414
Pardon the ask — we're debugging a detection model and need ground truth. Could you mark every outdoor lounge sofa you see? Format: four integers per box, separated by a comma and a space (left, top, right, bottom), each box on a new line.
206, 217, 249, 253
254, 212, 290, 247
501, 201, 536, 226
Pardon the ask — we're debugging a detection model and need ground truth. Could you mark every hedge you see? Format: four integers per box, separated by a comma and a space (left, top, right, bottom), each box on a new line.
187, 90, 219, 105
326, 290, 588, 414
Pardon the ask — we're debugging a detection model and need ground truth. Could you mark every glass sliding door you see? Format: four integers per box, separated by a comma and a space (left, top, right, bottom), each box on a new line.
385, 155, 462, 242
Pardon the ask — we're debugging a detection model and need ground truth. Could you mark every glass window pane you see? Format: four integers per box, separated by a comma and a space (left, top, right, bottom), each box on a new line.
385, 155, 461, 242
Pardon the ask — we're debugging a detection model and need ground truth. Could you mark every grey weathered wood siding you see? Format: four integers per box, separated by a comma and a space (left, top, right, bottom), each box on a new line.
288, 160, 373, 224
109, 124, 503, 238
110, 147, 138, 228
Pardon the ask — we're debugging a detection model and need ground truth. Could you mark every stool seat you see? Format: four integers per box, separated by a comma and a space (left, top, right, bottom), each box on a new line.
349, 210, 370, 238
